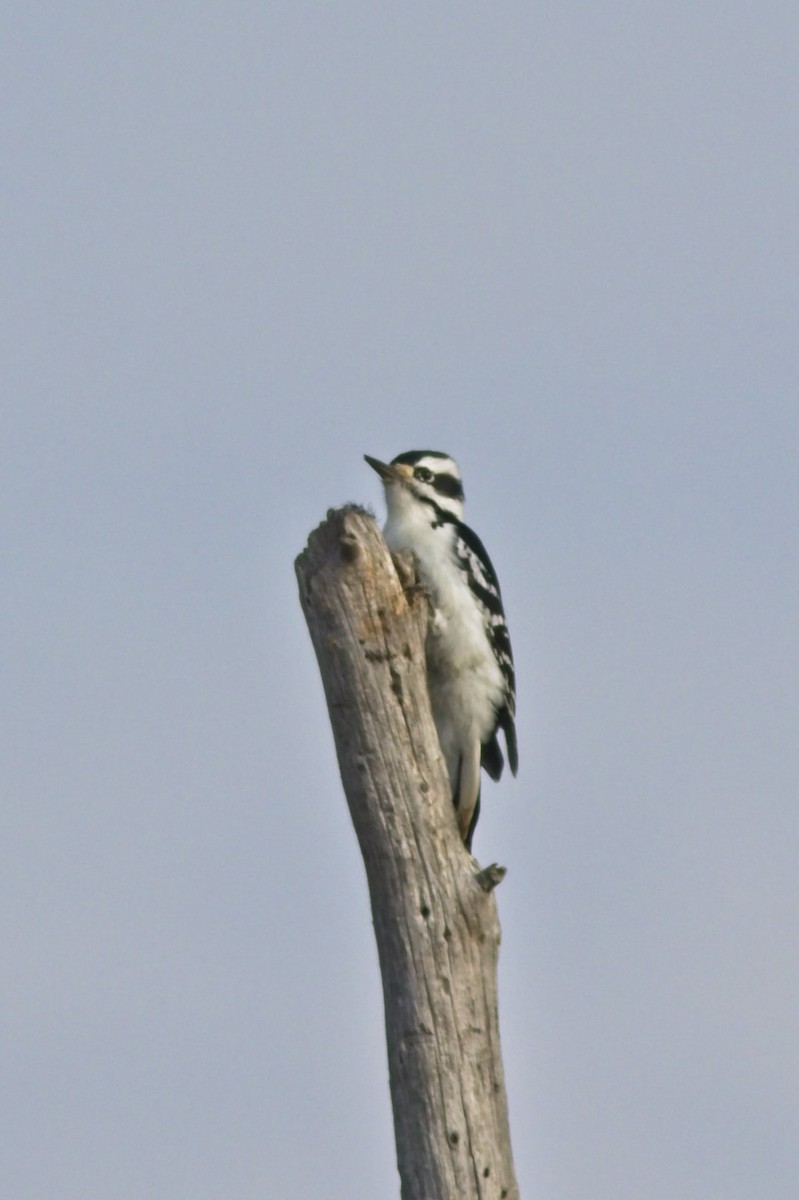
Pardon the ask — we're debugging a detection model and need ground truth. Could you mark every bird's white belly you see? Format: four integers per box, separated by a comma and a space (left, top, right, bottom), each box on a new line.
384, 504, 504, 751
425, 600, 505, 748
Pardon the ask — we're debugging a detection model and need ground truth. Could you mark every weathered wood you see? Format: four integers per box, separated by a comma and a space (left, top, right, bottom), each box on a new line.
295, 506, 519, 1200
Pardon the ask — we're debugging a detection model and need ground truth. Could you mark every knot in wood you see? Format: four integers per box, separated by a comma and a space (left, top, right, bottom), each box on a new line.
339, 532, 361, 563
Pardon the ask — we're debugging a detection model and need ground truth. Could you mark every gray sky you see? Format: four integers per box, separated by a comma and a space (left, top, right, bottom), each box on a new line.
3, 5, 798, 1197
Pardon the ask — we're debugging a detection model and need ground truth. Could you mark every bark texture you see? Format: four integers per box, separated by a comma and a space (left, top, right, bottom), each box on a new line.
295, 505, 519, 1200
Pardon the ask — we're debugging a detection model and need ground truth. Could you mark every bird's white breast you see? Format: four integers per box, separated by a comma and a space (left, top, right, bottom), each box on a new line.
383, 493, 505, 748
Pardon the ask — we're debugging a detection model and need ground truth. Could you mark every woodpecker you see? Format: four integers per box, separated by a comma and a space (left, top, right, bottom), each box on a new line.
365, 450, 517, 850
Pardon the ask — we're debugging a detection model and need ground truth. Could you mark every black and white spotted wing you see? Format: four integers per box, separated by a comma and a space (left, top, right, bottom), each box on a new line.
452, 521, 518, 780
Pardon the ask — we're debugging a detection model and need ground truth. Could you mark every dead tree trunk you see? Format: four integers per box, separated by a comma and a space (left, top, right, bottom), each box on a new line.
295, 505, 519, 1200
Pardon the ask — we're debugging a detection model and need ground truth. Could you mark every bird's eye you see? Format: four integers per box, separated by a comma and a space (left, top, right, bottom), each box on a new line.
414, 467, 433, 483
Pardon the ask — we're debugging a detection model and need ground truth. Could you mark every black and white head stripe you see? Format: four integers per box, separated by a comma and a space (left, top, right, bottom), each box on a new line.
389, 450, 465, 516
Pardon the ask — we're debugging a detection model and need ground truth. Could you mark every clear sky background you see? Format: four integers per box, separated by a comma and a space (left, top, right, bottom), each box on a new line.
3, 5, 798, 1198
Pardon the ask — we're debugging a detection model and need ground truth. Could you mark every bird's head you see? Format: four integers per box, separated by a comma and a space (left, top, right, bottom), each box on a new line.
364, 450, 465, 522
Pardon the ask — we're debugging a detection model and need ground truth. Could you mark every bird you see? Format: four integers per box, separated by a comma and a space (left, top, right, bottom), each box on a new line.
365, 450, 517, 850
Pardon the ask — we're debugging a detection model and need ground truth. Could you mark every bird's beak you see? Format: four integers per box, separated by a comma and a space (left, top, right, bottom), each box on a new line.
364, 454, 407, 483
